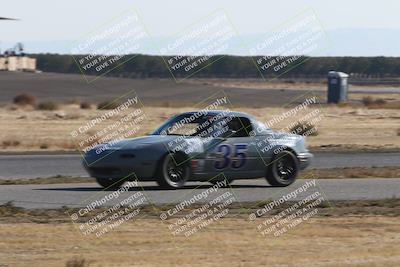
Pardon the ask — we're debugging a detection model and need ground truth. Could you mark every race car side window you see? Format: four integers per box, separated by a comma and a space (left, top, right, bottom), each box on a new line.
227, 117, 252, 137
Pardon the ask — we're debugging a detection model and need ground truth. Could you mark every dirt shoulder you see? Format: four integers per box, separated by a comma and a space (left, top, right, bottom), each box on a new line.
185, 77, 400, 92
1, 199, 399, 224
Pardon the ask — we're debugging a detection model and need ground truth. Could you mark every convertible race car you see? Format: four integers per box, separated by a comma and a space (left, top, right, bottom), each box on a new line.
83, 110, 313, 189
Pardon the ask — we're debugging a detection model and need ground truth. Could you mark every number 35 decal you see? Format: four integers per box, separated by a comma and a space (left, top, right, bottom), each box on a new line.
214, 144, 248, 169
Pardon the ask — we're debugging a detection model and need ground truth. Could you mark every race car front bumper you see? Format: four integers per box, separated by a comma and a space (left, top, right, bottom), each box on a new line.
82, 148, 156, 180
297, 152, 313, 170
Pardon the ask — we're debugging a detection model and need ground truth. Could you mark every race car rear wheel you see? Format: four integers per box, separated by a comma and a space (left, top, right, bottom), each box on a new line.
157, 153, 190, 189
95, 177, 125, 189
266, 150, 298, 187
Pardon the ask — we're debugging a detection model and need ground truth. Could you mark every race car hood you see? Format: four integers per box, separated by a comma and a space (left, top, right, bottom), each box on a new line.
116, 135, 177, 146
91, 135, 203, 152
271, 131, 308, 151
266, 129, 301, 140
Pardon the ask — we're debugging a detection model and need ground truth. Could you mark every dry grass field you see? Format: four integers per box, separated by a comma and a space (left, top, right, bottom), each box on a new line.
1, 73, 399, 152
0, 103, 399, 152
0, 216, 398, 267
0, 200, 399, 267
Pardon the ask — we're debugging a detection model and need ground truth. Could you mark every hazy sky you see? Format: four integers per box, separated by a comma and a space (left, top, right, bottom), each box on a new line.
1, 0, 400, 55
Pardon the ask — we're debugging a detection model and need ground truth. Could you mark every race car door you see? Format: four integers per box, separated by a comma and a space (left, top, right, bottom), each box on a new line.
205, 116, 264, 179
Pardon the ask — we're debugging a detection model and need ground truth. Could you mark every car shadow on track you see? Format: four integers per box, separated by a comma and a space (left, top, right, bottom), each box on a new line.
34, 183, 273, 192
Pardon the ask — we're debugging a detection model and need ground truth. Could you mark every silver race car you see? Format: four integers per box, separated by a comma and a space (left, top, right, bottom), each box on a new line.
83, 110, 313, 189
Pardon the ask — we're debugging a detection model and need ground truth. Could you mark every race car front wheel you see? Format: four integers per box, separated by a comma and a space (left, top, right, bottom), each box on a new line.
157, 153, 190, 189
266, 150, 298, 187
95, 177, 125, 189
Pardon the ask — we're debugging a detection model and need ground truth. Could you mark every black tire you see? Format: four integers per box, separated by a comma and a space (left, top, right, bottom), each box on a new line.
156, 153, 190, 189
266, 150, 299, 187
95, 177, 125, 189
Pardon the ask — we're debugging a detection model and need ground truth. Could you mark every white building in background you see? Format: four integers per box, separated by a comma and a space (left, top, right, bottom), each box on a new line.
0, 56, 36, 72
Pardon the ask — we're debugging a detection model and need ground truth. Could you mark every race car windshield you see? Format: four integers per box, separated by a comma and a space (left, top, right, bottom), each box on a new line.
152, 114, 209, 136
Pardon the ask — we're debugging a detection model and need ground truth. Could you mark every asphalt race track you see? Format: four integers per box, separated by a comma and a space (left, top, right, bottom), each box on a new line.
0, 179, 399, 209
0, 152, 399, 179
0, 152, 399, 209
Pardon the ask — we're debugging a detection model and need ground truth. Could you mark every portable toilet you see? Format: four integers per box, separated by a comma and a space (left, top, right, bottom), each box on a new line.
327, 71, 349, 103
